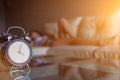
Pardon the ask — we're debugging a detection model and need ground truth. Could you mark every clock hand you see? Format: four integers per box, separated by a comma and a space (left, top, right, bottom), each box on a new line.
18, 43, 22, 53
18, 43, 24, 55
20, 52, 25, 55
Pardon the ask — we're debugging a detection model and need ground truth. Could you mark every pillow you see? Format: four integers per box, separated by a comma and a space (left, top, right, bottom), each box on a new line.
69, 17, 83, 37
44, 17, 82, 38
95, 15, 119, 46
77, 16, 96, 39
76, 16, 119, 46
45, 22, 58, 38
73, 16, 97, 45
95, 15, 119, 40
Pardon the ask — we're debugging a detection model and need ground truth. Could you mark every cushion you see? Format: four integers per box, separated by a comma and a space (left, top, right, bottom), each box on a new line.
76, 16, 119, 46
68, 17, 82, 37
45, 15, 120, 46
44, 22, 58, 38
44, 17, 82, 38
77, 16, 96, 39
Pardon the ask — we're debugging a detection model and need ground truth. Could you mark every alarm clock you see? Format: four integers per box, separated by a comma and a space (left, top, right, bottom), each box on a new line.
0, 26, 32, 67
6, 39, 32, 66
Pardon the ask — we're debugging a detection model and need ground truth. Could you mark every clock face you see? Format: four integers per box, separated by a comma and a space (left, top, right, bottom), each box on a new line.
7, 39, 32, 66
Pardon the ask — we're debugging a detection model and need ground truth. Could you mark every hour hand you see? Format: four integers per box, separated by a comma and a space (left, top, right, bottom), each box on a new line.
18, 51, 24, 55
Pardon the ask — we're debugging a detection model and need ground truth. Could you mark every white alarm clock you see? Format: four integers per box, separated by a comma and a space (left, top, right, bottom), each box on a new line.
6, 39, 32, 66
0, 26, 32, 80
0, 26, 32, 67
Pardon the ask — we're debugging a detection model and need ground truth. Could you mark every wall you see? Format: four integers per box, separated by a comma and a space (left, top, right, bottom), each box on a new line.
0, 0, 6, 36
5, 0, 120, 32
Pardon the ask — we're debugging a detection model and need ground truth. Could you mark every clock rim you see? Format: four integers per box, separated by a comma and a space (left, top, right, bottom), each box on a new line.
6, 39, 32, 66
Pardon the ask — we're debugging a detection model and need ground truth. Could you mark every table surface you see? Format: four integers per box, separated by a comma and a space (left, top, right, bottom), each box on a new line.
0, 64, 59, 80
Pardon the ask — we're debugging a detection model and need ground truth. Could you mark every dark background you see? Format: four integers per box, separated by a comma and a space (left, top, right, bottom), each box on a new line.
0, 0, 120, 34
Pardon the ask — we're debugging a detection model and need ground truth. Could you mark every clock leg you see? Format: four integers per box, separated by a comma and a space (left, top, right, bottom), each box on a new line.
9, 64, 31, 80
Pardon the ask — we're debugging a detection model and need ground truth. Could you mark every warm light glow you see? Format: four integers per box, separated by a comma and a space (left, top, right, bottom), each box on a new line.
103, 9, 120, 40
112, 9, 120, 19
109, 9, 120, 28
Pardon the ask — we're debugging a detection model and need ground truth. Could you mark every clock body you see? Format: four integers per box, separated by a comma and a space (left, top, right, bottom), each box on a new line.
5, 39, 32, 66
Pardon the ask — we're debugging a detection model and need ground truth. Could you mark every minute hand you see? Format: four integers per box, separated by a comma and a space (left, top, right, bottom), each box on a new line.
18, 43, 24, 55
